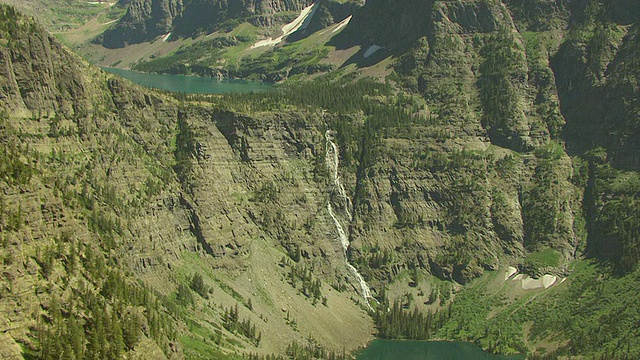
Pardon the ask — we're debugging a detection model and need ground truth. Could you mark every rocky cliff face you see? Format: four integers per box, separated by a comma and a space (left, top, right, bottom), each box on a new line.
553, 6, 640, 170
320, 0, 639, 285
549, 1, 640, 270
0, 12, 91, 117
326, 0, 571, 284
100, 0, 315, 48
336, 0, 433, 49
101, 0, 182, 48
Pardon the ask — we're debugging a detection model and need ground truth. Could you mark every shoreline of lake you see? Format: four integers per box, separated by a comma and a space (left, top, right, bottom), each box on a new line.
101, 67, 272, 94
356, 339, 525, 360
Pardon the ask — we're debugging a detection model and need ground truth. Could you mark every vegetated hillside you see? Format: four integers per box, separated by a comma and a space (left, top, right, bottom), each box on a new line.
0, 0, 125, 32
0, 5, 375, 359
0, 0, 129, 52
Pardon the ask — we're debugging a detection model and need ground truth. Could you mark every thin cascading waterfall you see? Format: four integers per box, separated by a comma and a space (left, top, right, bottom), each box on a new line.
327, 139, 353, 220
325, 130, 373, 309
327, 204, 373, 301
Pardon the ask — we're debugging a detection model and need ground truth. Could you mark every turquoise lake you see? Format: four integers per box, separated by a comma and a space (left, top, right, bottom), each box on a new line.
357, 340, 525, 360
102, 67, 271, 94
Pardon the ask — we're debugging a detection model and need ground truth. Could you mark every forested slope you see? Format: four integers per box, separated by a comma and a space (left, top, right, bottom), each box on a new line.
0, 6, 374, 359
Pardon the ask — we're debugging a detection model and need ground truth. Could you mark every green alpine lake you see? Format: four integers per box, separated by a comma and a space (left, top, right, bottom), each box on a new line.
102, 67, 272, 94
357, 340, 525, 360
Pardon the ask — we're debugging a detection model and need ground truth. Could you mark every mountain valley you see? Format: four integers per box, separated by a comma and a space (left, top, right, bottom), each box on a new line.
0, 0, 639, 359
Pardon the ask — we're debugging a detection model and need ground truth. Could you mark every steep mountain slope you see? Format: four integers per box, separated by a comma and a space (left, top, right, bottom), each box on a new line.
324, 0, 639, 274
322, 0, 574, 284
100, 0, 182, 48
318, 0, 639, 355
0, 5, 374, 359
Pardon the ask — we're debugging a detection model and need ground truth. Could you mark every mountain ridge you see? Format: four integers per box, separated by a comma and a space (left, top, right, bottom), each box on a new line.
98, 0, 323, 48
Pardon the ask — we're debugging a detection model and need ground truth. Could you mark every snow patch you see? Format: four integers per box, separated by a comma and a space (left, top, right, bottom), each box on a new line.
161, 32, 172, 42
363, 44, 382, 58
251, 37, 281, 49
251, 3, 318, 49
504, 266, 518, 281
521, 274, 557, 290
87, 1, 115, 5
521, 276, 542, 290
542, 274, 557, 288
332, 15, 352, 33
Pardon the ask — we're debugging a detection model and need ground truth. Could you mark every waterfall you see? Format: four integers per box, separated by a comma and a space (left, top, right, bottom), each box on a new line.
325, 130, 373, 309
326, 139, 353, 220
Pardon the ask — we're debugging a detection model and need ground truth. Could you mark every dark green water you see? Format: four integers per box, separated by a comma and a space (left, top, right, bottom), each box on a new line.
102, 67, 271, 94
357, 340, 525, 360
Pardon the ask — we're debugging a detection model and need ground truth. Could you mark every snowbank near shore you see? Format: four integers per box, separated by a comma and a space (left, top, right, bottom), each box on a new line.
505, 266, 518, 280
521, 274, 557, 290
505, 266, 560, 290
